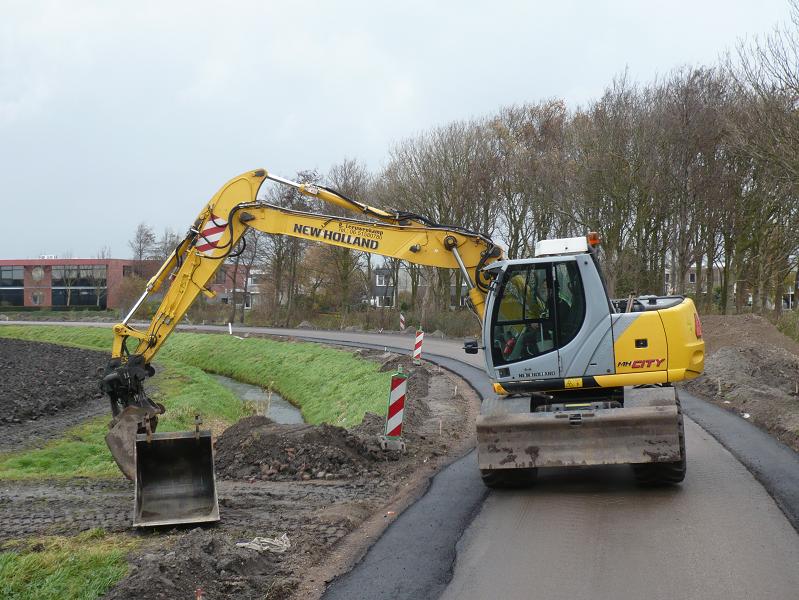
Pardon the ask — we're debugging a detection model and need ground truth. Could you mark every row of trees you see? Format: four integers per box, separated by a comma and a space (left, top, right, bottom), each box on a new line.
129, 10, 799, 323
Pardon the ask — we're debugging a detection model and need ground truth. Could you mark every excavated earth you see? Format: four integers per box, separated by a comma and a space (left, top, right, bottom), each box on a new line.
0, 338, 108, 453
683, 314, 799, 452
0, 339, 478, 600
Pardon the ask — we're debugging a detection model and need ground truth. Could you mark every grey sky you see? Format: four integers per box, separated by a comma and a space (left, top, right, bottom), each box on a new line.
1, 0, 792, 258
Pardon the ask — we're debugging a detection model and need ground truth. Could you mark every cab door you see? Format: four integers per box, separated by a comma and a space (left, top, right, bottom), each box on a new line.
484, 262, 560, 381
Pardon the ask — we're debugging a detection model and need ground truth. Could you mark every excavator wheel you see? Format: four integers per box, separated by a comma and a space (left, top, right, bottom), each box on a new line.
480, 467, 538, 489
632, 393, 687, 486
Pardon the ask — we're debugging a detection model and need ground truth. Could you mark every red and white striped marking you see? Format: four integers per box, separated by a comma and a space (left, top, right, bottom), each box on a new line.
196, 214, 228, 256
413, 329, 424, 365
385, 371, 407, 437
399, 313, 406, 331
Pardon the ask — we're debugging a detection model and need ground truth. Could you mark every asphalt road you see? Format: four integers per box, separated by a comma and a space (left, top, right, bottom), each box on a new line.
5, 322, 799, 599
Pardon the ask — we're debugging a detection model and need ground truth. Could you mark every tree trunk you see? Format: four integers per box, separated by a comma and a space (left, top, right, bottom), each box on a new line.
229, 254, 241, 324
721, 258, 730, 315
794, 270, 799, 311
695, 258, 703, 308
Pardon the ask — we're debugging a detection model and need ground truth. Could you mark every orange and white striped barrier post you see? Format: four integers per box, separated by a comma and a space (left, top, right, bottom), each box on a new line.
413, 328, 424, 365
379, 367, 408, 451
399, 313, 406, 331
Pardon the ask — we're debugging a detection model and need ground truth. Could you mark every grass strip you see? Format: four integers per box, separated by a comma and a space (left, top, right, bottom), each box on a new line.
0, 325, 393, 426
0, 529, 138, 600
0, 325, 112, 351
0, 361, 245, 479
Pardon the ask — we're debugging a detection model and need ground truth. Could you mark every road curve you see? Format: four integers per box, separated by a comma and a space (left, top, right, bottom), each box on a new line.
4, 322, 799, 599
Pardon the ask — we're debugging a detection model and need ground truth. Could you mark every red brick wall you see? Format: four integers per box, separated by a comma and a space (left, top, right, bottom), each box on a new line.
22, 265, 51, 307
106, 260, 126, 309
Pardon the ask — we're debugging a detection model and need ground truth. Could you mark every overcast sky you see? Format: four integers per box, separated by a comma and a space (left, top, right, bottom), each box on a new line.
1, 0, 793, 258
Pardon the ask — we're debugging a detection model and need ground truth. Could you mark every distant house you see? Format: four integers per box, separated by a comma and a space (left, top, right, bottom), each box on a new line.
205, 265, 249, 308
369, 267, 395, 308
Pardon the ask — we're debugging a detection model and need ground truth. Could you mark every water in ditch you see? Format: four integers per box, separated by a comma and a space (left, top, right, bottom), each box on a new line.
212, 374, 305, 424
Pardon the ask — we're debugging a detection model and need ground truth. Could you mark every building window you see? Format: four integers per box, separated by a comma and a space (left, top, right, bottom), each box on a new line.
0, 289, 23, 306
31, 291, 43, 306
0, 266, 23, 287
123, 265, 133, 277
375, 273, 387, 287
665, 273, 670, 283
215, 268, 227, 284
689, 273, 696, 284
52, 289, 105, 308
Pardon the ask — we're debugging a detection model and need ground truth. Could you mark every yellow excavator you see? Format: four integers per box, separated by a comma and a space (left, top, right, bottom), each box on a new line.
100, 169, 704, 526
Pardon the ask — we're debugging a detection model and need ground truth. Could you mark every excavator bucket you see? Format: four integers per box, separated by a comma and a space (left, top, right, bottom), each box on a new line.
132, 430, 220, 527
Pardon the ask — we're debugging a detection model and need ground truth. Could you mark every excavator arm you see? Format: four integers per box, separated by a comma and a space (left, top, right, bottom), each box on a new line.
101, 169, 501, 484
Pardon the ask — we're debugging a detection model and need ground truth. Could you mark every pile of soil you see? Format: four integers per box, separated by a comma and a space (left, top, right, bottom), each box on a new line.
105, 528, 296, 600
215, 355, 438, 483
215, 417, 397, 481
684, 314, 799, 450
0, 338, 106, 433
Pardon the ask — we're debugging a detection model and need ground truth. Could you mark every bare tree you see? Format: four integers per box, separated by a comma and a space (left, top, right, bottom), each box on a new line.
128, 222, 156, 276
153, 228, 181, 261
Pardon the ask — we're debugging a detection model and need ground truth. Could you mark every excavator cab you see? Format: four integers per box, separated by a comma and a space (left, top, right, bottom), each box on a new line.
477, 237, 701, 486
482, 252, 610, 383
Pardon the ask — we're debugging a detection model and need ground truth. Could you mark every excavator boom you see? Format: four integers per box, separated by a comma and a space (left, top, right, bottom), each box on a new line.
101, 169, 501, 525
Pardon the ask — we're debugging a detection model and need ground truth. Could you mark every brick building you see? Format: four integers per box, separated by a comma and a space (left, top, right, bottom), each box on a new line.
0, 258, 159, 309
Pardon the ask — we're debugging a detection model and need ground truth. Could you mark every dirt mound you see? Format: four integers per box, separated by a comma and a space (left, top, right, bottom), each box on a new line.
699, 314, 799, 356
214, 416, 396, 481
105, 527, 296, 600
685, 345, 799, 401
684, 314, 799, 452
0, 338, 106, 425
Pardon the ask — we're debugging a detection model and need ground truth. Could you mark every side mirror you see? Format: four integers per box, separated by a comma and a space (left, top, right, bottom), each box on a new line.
463, 340, 480, 354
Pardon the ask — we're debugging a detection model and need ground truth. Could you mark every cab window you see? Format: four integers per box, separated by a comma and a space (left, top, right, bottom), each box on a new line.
554, 261, 585, 348
491, 264, 554, 366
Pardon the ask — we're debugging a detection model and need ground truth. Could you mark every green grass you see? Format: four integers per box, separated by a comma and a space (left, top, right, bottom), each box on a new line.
0, 325, 393, 426
158, 333, 392, 426
0, 529, 138, 600
0, 361, 245, 480
0, 325, 112, 351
